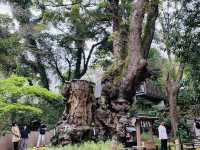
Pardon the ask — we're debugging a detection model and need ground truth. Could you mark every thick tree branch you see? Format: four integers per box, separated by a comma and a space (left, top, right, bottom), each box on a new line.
20, 55, 38, 73
176, 63, 185, 83
35, 54, 50, 90
80, 36, 108, 76
119, 0, 146, 99
82, 50, 86, 67
65, 56, 72, 81
142, 0, 159, 58
53, 59, 66, 83
109, 0, 122, 59
129, 0, 146, 59
46, 48, 67, 83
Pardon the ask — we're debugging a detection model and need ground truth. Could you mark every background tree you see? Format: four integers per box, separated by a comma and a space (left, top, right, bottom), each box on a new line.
159, 0, 200, 137
0, 14, 21, 76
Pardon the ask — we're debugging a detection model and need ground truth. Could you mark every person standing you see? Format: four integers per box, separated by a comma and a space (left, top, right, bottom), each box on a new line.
36, 123, 47, 147
20, 125, 29, 150
11, 122, 21, 150
158, 122, 168, 150
194, 119, 200, 138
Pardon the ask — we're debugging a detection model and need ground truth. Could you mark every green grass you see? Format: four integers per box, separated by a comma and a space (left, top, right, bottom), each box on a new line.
30, 141, 123, 150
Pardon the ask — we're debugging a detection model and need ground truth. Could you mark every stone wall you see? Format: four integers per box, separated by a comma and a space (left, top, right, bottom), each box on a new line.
0, 131, 54, 150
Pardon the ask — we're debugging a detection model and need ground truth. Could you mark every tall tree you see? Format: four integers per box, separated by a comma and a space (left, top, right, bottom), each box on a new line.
0, 14, 21, 75
6, 0, 51, 89
159, 0, 200, 137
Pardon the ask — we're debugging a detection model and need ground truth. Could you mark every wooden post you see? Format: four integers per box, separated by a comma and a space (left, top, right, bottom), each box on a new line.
136, 119, 141, 147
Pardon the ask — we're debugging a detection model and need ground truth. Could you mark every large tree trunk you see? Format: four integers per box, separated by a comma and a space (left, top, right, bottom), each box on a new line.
64, 80, 94, 126
166, 64, 184, 137
119, 8, 147, 99
53, 80, 95, 145
53, 80, 130, 145
74, 42, 84, 79
166, 79, 179, 137
100, 0, 159, 137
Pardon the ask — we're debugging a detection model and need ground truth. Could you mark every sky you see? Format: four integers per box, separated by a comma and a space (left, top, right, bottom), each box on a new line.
0, 2, 12, 16
0, 2, 20, 32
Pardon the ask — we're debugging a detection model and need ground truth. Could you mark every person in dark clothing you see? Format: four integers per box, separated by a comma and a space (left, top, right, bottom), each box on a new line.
20, 125, 29, 150
36, 123, 47, 147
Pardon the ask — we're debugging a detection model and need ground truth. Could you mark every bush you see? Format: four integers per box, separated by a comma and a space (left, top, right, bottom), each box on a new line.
30, 141, 123, 150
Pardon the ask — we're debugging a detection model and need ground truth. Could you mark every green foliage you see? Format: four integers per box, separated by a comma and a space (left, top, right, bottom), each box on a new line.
0, 14, 22, 75
29, 141, 123, 150
0, 75, 63, 115
148, 48, 161, 60
0, 75, 63, 100
9, 0, 32, 9
98, 0, 109, 8
147, 48, 163, 85
0, 34, 20, 52
177, 66, 200, 117
177, 120, 192, 143
33, 23, 47, 32
92, 36, 112, 69
0, 14, 20, 53
0, 14, 13, 28
141, 132, 152, 141
0, 102, 42, 114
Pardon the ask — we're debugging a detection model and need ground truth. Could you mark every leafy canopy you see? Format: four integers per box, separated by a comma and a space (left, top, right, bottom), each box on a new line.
0, 75, 63, 114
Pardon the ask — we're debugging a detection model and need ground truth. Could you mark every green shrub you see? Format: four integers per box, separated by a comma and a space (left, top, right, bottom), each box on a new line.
30, 141, 123, 150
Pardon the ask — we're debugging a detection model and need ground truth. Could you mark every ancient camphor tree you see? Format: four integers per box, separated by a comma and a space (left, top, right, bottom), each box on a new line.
53, 0, 159, 145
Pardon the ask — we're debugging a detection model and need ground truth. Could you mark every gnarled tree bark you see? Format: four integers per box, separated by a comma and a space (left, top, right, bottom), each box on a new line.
100, 0, 159, 142
53, 80, 95, 145
103, 0, 159, 104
